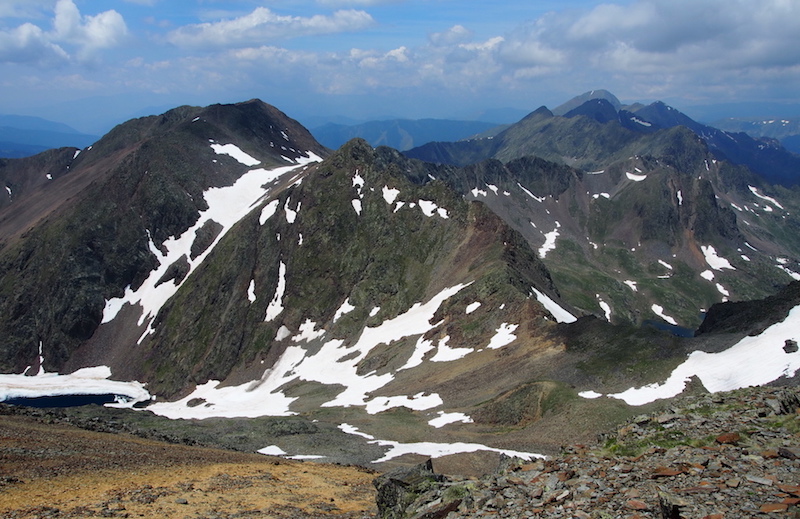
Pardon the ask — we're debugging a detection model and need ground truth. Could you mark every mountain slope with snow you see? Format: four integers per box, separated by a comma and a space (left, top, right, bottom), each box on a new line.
404, 96, 800, 329
2, 97, 800, 466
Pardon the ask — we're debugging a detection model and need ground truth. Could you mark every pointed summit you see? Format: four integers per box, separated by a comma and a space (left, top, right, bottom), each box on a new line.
553, 89, 622, 116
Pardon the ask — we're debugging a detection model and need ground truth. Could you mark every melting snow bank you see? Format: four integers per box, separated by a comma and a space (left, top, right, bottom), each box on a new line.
531, 288, 577, 323
0, 366, 151, 407
147, 283, 472, 419
338, 424, 543, 463
581, 304, 800, 406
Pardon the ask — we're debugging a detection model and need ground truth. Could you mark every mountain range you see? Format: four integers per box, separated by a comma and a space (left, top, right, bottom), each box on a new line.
0, 115, 98, 159
712, 116, 800, 155
310, 118, 501, 152
1, 93, 799, 464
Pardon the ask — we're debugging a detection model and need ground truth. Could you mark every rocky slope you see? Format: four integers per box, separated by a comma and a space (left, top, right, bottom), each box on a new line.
404, 96, 800, 329
376, 385, 800, 518
0, 99, 328, 375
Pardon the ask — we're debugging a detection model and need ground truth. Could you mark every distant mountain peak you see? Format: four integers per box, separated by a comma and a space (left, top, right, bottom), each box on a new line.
563, 98, 619, 124
552, 89, 622, 116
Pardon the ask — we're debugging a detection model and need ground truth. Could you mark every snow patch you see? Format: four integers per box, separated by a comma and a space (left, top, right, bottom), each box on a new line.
366, 391, 442, 415
597, 295, 612, 321
418, 199, 449, 219
700, 270, 715, 281
265, 262, 287, 322
651, 304, 677, 326
352, 199, 362, 215
382, 185, 400, 204
701, 245, 735, 271
430, 336, 472, 362
626, 172, 647, 182
291, 319, 325, 343
465, 301, 481, 314
428, 411, 473, 428
531, 288, 577, 323
247, 280, 256, 303
284, 199, 300, 223
600, 304, 800, 405
538, 222, 560, 258
517, 183, 545, 202
624, 280, 638, 292
749, 185, 784, 210
258, 445, 287, 456
338, 424, 543, 463
275, 325, 292, 341
486, 323, 518, 349
210, 143, 260, 166
333, 299, 356, 323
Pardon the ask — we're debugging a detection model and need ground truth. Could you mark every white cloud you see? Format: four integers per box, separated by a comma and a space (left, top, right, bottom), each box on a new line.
317, 0, 396, 4
167, 7, 375, 49
429, 25, 472, 46
53, 0, 128, 57
0, 0, 127, 64
0, 22, 67, 64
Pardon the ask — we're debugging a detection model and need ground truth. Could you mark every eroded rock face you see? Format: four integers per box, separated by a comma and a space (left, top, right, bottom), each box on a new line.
374, 459, 445, 519
386, 386, 800, 519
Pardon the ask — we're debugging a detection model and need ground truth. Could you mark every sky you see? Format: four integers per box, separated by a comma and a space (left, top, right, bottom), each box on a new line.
0, 0, 799, 134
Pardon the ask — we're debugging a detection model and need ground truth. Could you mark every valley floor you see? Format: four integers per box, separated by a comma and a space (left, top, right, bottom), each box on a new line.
0, 413, 377, 519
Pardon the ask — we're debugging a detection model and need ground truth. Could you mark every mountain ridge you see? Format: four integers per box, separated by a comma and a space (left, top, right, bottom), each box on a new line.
1, 96, 800, 469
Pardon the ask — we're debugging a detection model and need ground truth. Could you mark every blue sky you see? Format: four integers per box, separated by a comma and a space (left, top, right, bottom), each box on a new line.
1, 0, 799, 134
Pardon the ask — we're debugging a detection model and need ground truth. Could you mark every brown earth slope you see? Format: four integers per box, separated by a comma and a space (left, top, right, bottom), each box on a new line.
0, 413, 377, 519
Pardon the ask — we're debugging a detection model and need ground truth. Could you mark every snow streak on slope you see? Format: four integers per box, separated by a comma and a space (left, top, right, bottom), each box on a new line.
147, 284, 471, 419
582, 304, 800, 406
101, 150, 322, 342
749, 185, 784, 210
337, 424, 543, 463
539, 222, 560, 258
531, 288, 576, 323
651, 304, 678, 326
211, 143, 260, 166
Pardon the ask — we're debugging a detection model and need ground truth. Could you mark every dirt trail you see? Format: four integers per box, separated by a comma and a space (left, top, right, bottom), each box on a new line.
0, 414, 377, 518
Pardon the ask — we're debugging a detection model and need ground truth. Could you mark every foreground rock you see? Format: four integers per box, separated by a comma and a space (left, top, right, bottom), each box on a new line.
377, 386, 800, 518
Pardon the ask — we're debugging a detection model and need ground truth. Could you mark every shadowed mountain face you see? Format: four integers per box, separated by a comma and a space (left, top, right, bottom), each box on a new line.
406, 94, 800, 187
2, 97, 800, 465
0, 100, 329, 375
403, 95, 800, 329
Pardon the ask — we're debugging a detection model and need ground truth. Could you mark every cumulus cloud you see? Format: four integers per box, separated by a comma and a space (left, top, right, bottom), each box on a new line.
517, 0, 800, 74
0, 23, 68, 64
167, 7, 375, 49
0, 0, 127, 64
316, 0, 397, 5
120, 0, 800, 112
429, 25, 472, 46
53, 0, 128, 57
